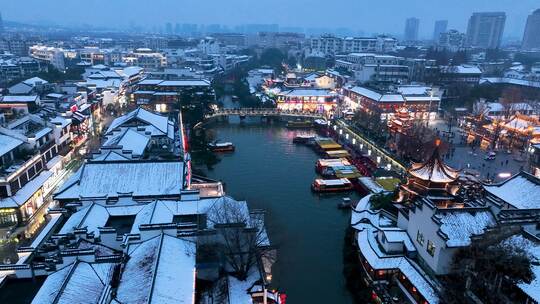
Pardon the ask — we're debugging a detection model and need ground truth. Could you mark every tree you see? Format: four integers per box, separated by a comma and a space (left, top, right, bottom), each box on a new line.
201, 198, 274, 281
443, 228, 534, 303
451, 50, 468, 66
189, 127, 219, 170
36, 64, 84, 82
259, 48, 286, 72
426, 47, 450, 66
395, 122, 437, 161
485, 48, 507, 62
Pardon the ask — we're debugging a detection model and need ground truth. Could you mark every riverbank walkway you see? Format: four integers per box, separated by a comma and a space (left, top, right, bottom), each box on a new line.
333, 119, 407, 174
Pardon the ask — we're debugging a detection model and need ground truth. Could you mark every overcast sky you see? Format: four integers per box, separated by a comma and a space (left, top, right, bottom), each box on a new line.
1, 0, 538, 38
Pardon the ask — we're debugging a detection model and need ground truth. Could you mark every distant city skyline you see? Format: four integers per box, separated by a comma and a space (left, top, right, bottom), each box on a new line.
0, 0, 538, 39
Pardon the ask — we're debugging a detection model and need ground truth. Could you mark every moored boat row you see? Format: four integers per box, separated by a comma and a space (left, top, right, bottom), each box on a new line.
288, 124, 381, 196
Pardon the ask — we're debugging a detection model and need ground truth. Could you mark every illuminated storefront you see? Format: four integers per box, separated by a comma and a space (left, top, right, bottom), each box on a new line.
276, 89, 338, 114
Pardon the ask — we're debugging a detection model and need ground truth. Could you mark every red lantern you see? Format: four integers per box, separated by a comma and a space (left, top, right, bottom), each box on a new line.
279, 293, 287, 304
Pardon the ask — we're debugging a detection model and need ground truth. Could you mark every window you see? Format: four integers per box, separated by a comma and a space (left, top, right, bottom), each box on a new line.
0, 185, 8, 198
427, 240, 436, 257
416, 230, 424, 245
0, 209, 18, 227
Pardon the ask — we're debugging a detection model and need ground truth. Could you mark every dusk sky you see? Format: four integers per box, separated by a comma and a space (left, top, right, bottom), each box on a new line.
1, 0, 538, 38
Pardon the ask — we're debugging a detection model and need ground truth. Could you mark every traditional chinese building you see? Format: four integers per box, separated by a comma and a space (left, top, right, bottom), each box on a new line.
398, 140, 460, 205
388, 106, 414, 135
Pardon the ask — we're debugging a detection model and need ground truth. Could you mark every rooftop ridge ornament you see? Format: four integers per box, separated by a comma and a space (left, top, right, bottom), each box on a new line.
408, 138, 459, 183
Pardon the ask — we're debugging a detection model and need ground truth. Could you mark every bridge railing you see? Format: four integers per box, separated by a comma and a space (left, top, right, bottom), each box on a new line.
206, 108, 324, 118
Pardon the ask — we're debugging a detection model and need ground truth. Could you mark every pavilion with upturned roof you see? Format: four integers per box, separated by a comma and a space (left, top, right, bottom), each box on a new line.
388, 106, 414, 135
398, 139, 461, 205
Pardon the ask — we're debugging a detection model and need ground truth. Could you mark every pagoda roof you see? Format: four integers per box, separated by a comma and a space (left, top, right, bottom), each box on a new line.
409, 142, 459, 183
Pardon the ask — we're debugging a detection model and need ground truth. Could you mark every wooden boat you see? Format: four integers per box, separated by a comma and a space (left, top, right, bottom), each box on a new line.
314, 138, 342, 151
286, 120, 313, 128
337, 197, 352, 209
293, 135, 315, 144
324, 149, 350, 158
315, 158, 351, 173
208, 142, 235, 152
311, 178, 353, 193
331, 166, 362, 179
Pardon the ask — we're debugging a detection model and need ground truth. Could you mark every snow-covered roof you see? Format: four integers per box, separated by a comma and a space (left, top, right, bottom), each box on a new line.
380, 94, 405, 102
484, 172, 540, 209
356, 226, 439, 303
53, 161, 184, 200
50, 116, 72, 128
157, 79, 211, 87
87, 70, 122, 79
434, 209, 496, 247
91, 150, 131, 161
90, 64, 108, 70
485, 102, 533, 114
441, 65, 482, 74
103, 129, 151, 156
0, 171, 53, 208
23, 77, 48, 86
409, 145, 459, 183
81, 78, 122, 89
59, 198, 229, 235
351, 192, 438, 302
397, 85, 431, 95
32, 261, 115, 304
481, 77, 540, 89
0, 134, 24, 158
46, 93, 64, 99
117, 66, 143, 78
279, 88, 336, 97
116, 234, 196, 304
1, 95, 39, 103
349, 86, 382, 100
137, 79, 163, 85
381, 230, 416, 252
32, 127, 52, 140
8, 82, 33, 95
349, 86, 435, 103
106, 107, 170, 136
59, 202, 143, 235
351, 194, 394, 229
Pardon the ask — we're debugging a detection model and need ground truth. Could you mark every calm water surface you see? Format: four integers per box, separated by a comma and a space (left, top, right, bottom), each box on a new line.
204, 120, 359, 304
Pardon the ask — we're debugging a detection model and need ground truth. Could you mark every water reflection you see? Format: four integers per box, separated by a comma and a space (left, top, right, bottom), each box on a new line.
203, 121, 359, 304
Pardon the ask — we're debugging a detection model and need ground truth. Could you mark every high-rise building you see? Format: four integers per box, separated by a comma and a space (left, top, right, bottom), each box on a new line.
466, 12, 506, 49
0, 12, 4, 34
522, 9, 540, 50
404, 18, 420, 42
433, 20, 448, 41
165, 22, 173, 35
438, 30, 466, 51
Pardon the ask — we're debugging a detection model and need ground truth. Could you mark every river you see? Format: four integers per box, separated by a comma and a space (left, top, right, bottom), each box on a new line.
203, 118, 360, 303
